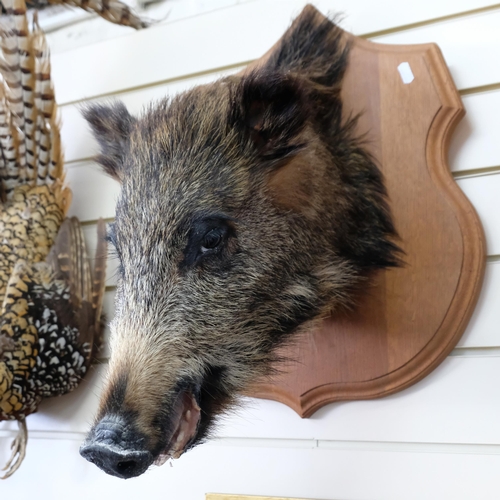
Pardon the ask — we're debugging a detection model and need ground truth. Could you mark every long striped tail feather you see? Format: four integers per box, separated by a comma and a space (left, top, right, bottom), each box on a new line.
1, 0, 150, 29
0, 0, 67, 202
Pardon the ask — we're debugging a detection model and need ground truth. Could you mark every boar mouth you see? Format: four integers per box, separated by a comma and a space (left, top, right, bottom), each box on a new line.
155, 389, 202, 465
79, 387, 202, 478
155, 365, 231, 465
80, 369, 227, 478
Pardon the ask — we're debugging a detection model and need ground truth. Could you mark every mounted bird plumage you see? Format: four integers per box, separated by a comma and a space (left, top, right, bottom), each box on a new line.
0, 0, 107, 478
2, 0, 149, 30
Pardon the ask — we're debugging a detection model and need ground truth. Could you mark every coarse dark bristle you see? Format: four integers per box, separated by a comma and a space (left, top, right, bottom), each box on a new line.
80, 5, 402, 478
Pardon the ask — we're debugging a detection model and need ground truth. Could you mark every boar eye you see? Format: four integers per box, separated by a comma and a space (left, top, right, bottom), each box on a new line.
181, 215, 235, 270
201, 228, 224, 253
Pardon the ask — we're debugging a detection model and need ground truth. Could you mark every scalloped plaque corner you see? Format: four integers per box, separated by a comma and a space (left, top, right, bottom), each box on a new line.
248, 9, 486, 418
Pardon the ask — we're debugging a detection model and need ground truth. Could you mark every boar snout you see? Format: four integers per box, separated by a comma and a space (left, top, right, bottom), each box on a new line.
81, 388, 202, 478
79, 416, 153, 478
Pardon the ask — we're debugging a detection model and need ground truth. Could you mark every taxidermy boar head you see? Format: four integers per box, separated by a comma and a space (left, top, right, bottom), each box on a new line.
80, 6, 400, 478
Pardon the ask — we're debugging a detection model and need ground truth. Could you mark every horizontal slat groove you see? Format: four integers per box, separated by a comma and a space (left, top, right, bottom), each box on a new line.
69, 166, 500, 228
3, 430, 500, 457
0, 430, 87, 440
58, 62, 250, 109
66, 157, 93, 167
211, 437, 319, 449
318, 439, 500, 455
97, 239, 499, 295
49, 0, 500, 108
51, 9, 500, 108
453, 166, 500, 179
55, 58, 500, 112
59, 78, 499, 172
362, 3, 500, 39
450, 347, 500, 357
42, 0, 248, 36
80, 216, 115, 227
97, 267, 498, 353
3, 357, 499, 447
92, 352, 500, 364
460, 82, 500, 96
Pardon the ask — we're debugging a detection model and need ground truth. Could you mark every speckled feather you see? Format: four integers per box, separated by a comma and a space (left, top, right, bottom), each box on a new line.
0, 218, 106, 421
0, 0, 107, 479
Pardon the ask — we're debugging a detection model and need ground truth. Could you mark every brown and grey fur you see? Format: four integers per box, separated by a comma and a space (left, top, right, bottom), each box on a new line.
80, 6, 400, 479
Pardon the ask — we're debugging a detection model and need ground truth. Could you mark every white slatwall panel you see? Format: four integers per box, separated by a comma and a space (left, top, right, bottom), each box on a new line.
50, 2, 500, 105
57, 17, 500, 171
450, 90, 500, 173
458, 260, 500, 348
66, 163, 120, 220
1, 2, 499, 498
3, 436, 500, 500
45, 0, 500, 56
7, 355, 500, 445
457, 174, 500, 255
373, 9, 500, 91
44, 0, 250, 55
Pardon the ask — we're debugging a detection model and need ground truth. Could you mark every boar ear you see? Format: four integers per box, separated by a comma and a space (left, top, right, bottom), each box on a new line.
83, 102, 135, 182
235, 72, 319, 213
235, 71, 308, 160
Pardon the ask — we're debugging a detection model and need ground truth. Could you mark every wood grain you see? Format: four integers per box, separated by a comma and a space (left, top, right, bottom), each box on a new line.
248, 6, 486, 417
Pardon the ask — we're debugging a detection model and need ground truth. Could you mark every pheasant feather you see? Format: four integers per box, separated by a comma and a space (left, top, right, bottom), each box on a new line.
2, 0, 150, 29
0, 0, 107, 479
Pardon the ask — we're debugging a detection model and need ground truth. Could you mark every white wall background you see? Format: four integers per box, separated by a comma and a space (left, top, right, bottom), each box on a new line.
1, 1, 499, 498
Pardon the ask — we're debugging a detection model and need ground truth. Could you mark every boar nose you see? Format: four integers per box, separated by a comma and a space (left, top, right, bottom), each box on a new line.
80, 417, 153, 479
80, 444, 152, 478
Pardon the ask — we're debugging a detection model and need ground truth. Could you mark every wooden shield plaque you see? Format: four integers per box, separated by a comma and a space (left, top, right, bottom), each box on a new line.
247, 6, 486, 417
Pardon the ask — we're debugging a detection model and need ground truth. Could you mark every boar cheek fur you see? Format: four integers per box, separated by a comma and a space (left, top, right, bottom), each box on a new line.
82, 7, 401, 474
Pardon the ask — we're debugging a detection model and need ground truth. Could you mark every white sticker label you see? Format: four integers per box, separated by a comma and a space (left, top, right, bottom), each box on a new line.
398, 62, 414, 84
